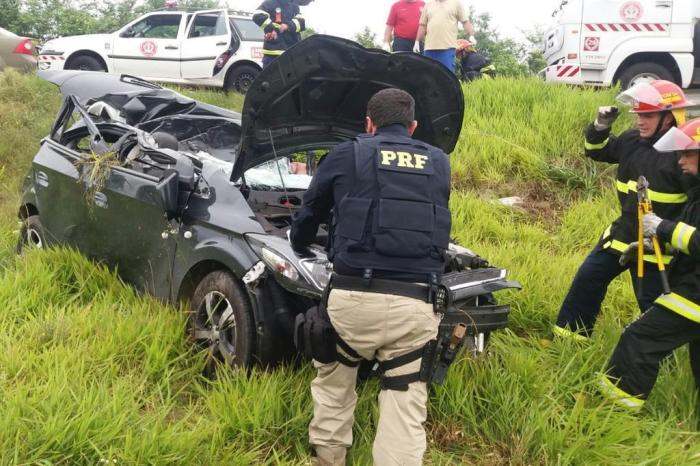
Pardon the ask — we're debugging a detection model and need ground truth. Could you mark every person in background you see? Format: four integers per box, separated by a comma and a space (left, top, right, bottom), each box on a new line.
383, 0, 425, 53
456, 38, 495, 81
253, 0, 314, 68
417, 0, 475, 73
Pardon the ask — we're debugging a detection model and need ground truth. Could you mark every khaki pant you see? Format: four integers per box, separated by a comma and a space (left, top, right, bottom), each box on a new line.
309, 289, 440, 466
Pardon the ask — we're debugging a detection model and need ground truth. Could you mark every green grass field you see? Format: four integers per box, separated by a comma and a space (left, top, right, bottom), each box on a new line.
0, 69, 698, 465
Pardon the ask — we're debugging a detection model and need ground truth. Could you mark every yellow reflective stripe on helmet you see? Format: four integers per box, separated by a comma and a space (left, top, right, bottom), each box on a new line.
671, 222, 696, 255
615, 179, 687, 204
655, 292, 700, 323
292, 19, 301, 30
606, 239, 673, 264
585, 138, 609, 150
552, 325, 588, 341
262, 49, 284, 56
598, 374, 645, 410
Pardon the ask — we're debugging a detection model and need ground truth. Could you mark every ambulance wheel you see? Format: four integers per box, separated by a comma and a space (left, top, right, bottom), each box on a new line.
226, 65, 260, 94
618, 62, 674, 90
66, 55, 107, 72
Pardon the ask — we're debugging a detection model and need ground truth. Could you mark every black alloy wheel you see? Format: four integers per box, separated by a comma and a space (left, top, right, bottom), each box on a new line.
189, 271, 254, 377
226, 65, 260, 94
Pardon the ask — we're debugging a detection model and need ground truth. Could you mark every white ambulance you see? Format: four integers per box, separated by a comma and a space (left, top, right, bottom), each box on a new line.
541, 0, 700, 89
37, 9, 264, 93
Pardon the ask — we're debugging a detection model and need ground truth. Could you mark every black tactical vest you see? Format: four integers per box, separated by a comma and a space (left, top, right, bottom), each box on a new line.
330, 132, 452, 277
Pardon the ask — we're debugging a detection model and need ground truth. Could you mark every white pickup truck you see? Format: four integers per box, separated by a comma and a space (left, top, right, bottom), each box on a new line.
541, 0, 700, 90
37, 9, 264, 93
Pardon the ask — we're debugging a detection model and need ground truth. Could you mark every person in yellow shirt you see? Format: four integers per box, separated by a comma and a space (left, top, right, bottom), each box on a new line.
417, 0, 475, 73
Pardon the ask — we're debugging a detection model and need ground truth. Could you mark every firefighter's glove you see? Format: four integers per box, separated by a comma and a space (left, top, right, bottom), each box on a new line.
594, 106, 619, 131
642, 213, 663, 237
619, 239, 653, 266
413, 41, 421, 53
382, 42, 391, 52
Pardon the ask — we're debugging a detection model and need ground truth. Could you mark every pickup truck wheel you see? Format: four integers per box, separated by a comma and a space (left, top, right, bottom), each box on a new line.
189, 270, 254, 377
66, 55, 107, 72
618, 62, 674, 90
16, 215, 46, 254
226, 65, 260, 94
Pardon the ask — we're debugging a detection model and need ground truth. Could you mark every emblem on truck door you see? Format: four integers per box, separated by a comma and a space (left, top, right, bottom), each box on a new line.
620, 1, 643, 23
584, 37, 600, 52
140, 40, 158, 57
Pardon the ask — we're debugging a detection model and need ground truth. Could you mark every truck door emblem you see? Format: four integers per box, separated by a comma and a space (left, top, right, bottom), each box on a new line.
584, 37, 600, 52
140, 40, 158, 57
620, 1, 643, 23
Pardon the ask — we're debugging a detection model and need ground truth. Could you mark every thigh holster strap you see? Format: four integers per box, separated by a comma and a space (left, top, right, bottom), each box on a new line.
378, 347, 425, 391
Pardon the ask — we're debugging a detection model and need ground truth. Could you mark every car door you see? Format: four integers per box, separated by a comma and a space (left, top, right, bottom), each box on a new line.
30, 98, 90, 249
581, 0, 672, 67
111, 12, 184, 78
84, 158, 181, 297
180, 10, 231, 79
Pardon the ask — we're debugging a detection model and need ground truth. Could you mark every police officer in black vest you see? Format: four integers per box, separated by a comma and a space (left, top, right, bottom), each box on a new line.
291, 88, 452, 466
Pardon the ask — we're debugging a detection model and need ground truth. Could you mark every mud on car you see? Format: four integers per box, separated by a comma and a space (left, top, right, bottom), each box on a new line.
18, 35, 519, 375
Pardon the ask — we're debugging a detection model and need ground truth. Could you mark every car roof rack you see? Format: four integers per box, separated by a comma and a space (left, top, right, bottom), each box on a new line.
148, 7, 253, 16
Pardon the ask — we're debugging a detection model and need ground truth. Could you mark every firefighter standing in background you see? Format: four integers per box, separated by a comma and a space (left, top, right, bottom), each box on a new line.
599, 118, 700, 410
455, 38, 495, 82
291, 88, 452, 466
554, 81, 695, 340
253, 0, 313, 68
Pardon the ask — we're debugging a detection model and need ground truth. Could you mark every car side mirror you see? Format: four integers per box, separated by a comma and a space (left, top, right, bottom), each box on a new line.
156, 169, 179, 220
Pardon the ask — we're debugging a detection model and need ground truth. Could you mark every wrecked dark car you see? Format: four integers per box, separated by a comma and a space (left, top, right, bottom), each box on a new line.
18, 35, 519, 374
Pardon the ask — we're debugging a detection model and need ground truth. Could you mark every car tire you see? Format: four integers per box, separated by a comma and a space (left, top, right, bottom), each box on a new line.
66, 55, 107, 72
16, 215, 46, 254
618, 62, 675, 90
226, 65, 260, 94
188, 270, 254, 377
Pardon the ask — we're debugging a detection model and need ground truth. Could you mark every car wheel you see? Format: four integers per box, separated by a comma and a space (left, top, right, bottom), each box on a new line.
189, 270, 254, 377
66, 55, 107, 72
618, 62, 675, 90
16, 215, 46, 254
226, 65, 260, 94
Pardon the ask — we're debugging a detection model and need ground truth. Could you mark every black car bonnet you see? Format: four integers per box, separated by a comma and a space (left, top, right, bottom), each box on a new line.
232, 34, 465, 181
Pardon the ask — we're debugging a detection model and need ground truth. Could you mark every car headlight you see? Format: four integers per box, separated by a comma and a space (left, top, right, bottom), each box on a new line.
299, 257, 332, 290
261, 247, 300, 282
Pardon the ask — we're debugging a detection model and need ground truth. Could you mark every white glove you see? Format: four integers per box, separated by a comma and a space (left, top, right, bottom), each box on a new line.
382, 42, 391, 52
413, 41, 421, 53
468, 35, 477, 46
594, 106, 620, 131
619, 239, 653, 266
642, 213, 663, 237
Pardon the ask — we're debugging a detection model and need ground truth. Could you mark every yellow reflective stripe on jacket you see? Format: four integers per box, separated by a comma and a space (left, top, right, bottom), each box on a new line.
261, 18, 272, 28
655, 292, 700, 323
584, 138, 609, 150
292, 19, 301, 30
615, 179, 687, 204
552, 325, 588, 342
604, 238, 673, 264
262, 49, 284, 56
671, 222, 696, 255
598, 374, 645, 410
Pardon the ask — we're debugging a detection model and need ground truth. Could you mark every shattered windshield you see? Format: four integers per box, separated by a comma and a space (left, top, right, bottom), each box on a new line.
245, 158, 312, 191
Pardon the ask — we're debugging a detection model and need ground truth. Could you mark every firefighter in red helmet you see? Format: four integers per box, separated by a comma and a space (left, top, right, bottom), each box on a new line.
600, 117, 700, 410
554, 80, 697, 340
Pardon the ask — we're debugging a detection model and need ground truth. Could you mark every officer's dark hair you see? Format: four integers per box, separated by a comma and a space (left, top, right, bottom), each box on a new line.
366, 88, 416, 129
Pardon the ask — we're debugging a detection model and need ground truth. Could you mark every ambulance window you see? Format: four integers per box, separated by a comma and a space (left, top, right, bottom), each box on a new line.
188, 12, 228, 38
124, 14, 182, 39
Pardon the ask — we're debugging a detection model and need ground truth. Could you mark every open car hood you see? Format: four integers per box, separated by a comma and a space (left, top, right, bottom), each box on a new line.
232, 34, 464, 181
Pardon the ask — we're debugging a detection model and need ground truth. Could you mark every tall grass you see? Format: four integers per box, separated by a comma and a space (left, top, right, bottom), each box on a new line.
0, 71, 698, 464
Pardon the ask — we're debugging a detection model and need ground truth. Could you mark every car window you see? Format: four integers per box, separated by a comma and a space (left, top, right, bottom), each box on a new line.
188, 12, 228, 38
123, 14, 182, 39
231, 18, 264, 41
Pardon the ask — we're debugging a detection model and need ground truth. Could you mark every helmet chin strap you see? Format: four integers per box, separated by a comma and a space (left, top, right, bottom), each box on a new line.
651, 111, 672, 140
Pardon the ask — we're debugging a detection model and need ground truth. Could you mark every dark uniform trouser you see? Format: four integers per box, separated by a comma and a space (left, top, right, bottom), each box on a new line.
555, 247, 664, 335
606, 305, 700, 399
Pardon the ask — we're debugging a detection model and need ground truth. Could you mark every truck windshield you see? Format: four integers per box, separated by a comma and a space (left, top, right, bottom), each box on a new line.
231, 18, 264, 42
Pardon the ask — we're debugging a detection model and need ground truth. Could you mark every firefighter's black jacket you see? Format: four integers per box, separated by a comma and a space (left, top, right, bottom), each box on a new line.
584, 124, 693, 263
253, 0, 305, 56
655, 181, 700, 319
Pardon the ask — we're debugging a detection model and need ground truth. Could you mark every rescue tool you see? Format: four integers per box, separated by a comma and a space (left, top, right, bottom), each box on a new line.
637, 175, 671, 297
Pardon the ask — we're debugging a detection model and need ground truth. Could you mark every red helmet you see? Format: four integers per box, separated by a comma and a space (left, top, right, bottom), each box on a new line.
617, 80, 694, 124
654, 118, 700, 152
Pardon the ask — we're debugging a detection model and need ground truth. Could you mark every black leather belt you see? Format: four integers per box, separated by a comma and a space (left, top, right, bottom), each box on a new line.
331, 274, 431, 303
